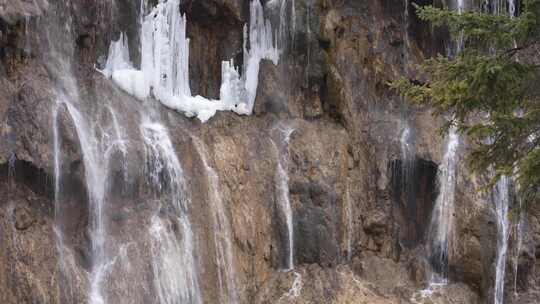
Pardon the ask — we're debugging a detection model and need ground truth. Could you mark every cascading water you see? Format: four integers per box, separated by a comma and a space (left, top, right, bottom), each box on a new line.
43, 0, 204, 302
426, 127, 459, 286
278, 271, 303, 302
510, 0, 522, 294
493, 176, 510, 304
490, 3, 518, 303
62, 101, 128, 304
192, 137, 238, 304
141, 120, 202, 304
270, 123, 296, 270
422, 0, 466, 289
400, 122, 416, 194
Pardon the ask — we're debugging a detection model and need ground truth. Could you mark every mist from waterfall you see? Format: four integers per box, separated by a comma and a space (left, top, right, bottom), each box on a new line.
271, 123, 296, 270
192, 137, 239, 304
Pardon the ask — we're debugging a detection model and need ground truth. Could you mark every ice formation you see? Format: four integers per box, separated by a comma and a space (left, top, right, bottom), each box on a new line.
100, 0, 281, 122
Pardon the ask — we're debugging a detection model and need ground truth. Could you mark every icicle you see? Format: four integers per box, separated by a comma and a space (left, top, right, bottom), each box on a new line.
100, 33, 132, 78
220, 60, 246, 109
102, 0, 281, 122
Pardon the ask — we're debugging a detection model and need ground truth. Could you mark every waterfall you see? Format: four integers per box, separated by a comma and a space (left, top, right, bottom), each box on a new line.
46, 2, 203, 298
493, 176, 510, 304
422, 0, 466, 288
510, 1, 520, 293
509, 0, 516, 17
400, 123, 415, 186
270, 124, 296, 270
53, 93, 203, 304
101, 0, 281, 122
427, 127, 459, 285
141, 120, 202, 304
491, 3, 518, 303
192, 137, 239, 304
61, 101, 127, 304
396, 120, 419, 247
52, 101, 81, 303
52, 101, 67, 300
52, 102, 61, 212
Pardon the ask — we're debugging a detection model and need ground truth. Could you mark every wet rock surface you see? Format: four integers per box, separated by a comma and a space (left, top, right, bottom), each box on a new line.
0, 0, 539, 303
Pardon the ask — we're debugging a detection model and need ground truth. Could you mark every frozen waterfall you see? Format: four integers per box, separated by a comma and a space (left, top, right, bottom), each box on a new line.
101, 0, 281, 122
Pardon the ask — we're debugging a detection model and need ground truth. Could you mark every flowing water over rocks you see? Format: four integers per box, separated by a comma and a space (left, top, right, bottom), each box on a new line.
192, 136, 238, 304
270, 122, 296, 271
426, 128, 459, 286
2, 0, 540, 303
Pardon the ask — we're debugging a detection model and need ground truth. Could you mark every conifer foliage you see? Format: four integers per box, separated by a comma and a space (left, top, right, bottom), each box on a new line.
393, 0, 540, 202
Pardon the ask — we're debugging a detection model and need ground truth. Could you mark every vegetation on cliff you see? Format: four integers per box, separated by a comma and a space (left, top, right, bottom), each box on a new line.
393, 0, 540, 203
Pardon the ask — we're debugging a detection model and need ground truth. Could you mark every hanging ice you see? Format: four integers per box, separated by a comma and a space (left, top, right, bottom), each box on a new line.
242, 0, 280, 113
101, 0, 281, 122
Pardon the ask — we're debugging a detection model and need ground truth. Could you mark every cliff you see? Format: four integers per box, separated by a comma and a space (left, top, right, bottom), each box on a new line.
0, 0, 538, 303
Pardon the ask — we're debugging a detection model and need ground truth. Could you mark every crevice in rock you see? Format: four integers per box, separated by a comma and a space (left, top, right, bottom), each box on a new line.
390, 157, 438, 248
0, 158, 54, 200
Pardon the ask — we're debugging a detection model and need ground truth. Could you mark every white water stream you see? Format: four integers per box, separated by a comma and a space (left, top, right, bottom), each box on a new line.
270, 123, 296, 270
427, 127, 459, 285
192, 137, 238, 304
493, 176, 510, 304
141, 120, 202, 304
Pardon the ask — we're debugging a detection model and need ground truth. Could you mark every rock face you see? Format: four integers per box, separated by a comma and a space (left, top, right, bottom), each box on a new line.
0, 0, 539, 304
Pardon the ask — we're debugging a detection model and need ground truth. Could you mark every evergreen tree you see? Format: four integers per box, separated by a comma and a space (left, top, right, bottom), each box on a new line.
392, 0, 540, 204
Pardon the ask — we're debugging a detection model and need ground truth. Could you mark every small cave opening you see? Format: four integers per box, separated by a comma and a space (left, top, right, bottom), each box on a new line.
391, 157, 438, 248
0, 158, 54, 201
